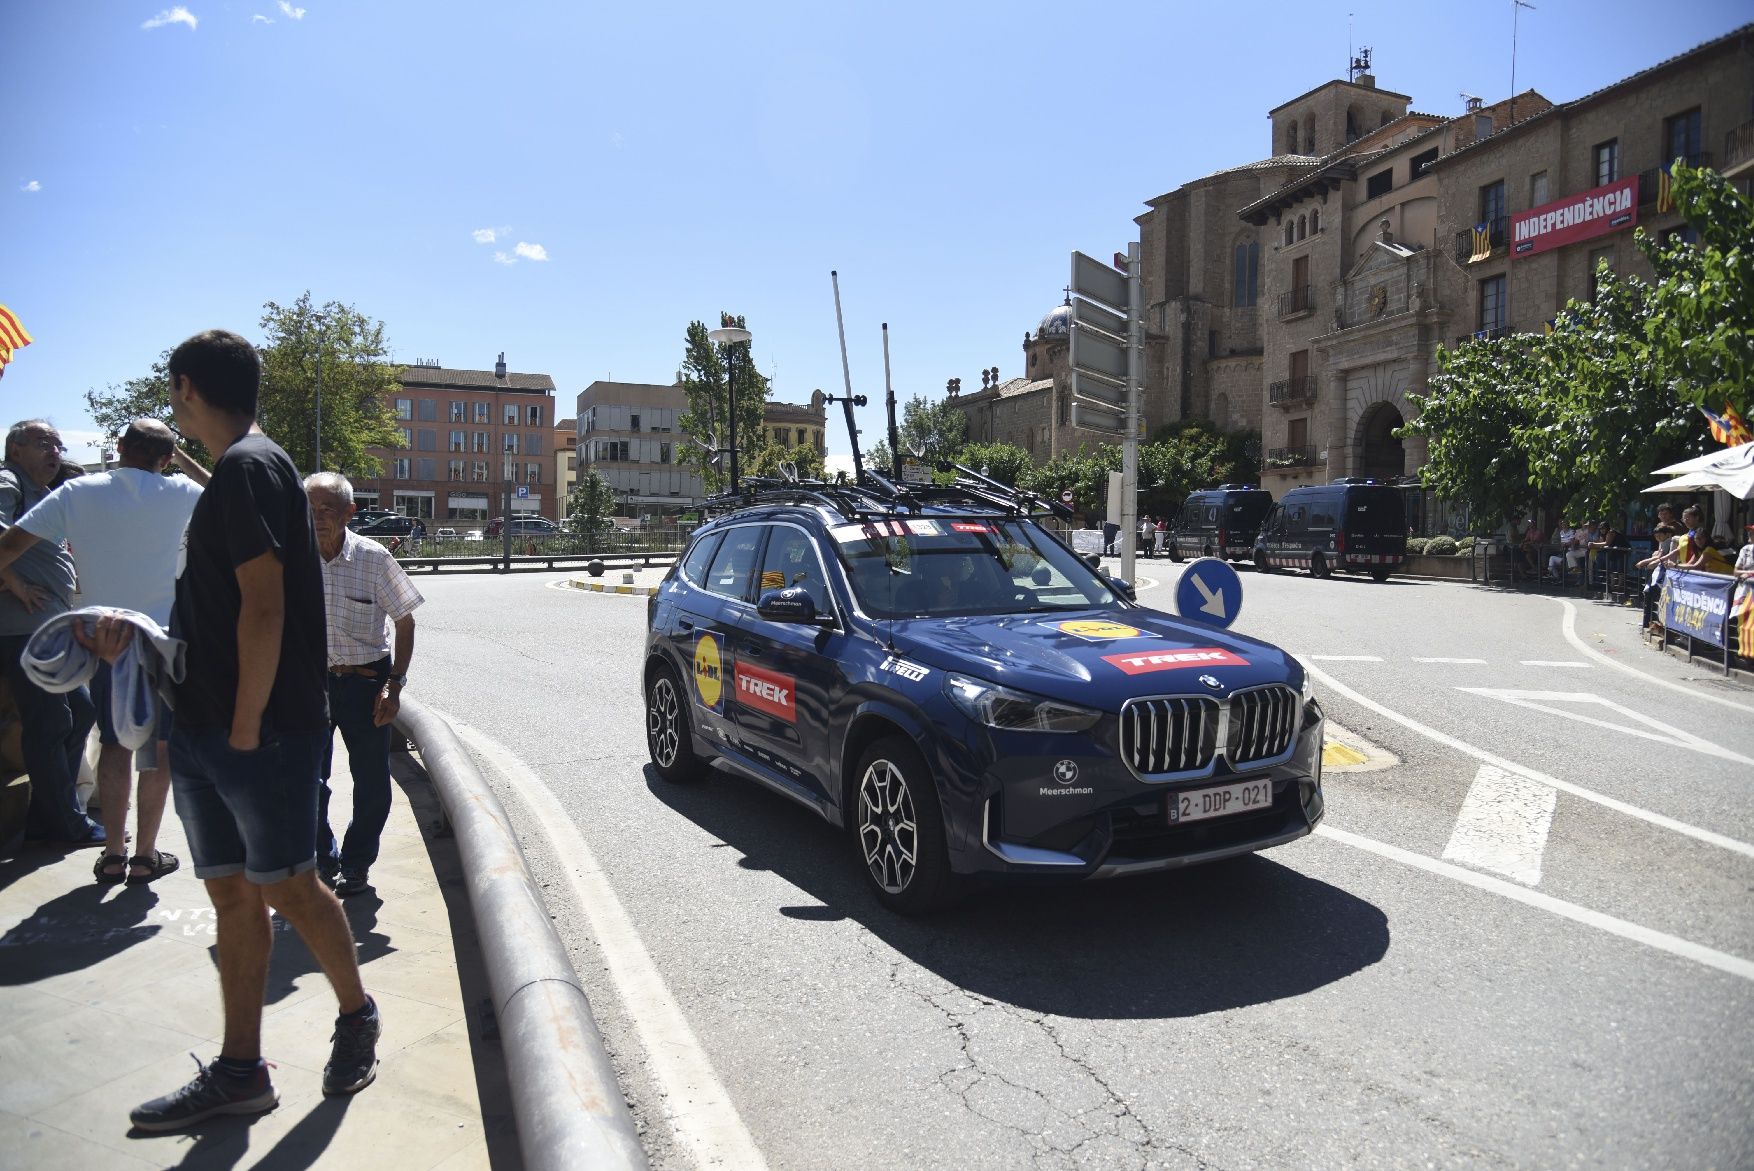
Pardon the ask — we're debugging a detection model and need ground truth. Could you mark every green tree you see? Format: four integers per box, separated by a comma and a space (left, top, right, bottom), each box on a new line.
1406, 333, 1550, 526
83, 354, 212, 467
676, 314, 770, 493
566, 469, 616, 549
1020, 445, 1120, 520
954, 441, 1033, 487
747, 442, 825, 482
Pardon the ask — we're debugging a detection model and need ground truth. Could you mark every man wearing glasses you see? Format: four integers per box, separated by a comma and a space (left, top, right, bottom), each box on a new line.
0, 419, 104, 846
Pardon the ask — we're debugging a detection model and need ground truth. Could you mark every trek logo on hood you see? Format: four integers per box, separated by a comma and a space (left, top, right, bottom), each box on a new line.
1101, 647, 1248, 675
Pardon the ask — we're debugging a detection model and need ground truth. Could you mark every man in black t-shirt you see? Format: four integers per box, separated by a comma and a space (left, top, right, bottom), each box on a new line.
122, 329, 383, 1133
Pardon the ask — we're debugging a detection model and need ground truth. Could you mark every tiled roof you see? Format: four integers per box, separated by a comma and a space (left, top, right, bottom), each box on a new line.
399, 367, 556, 393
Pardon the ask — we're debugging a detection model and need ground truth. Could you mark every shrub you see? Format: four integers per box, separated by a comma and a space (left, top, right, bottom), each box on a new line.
1456, 536, 1476, 556
1405, 537, 1429, 556
1427, 535, 1460, 556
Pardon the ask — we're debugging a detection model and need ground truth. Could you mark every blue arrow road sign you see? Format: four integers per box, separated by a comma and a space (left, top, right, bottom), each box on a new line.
1175, 557, 1243, 629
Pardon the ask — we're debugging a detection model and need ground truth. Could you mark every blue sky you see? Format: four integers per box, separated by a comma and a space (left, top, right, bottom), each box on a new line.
5, 1, 1747, 467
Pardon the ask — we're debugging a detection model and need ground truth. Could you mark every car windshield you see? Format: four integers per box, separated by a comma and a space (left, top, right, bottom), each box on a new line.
830, 516, 1117, 618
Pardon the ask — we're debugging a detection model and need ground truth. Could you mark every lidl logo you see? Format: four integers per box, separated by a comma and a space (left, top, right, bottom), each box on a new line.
1057, 619, 1144, 641
693, 632, 724, 712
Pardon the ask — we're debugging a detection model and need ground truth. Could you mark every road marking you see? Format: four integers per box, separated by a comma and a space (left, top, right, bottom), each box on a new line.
1521, 659, 1591, 667
1318, 825, 1754, 983
1458, 688, 1754, 767
1302, 655, 1384, 662
1441, 764, 1557, 885
1412, 657, 1487, 664
1302, 661, 1754, 861
1555, 598, 1754, 715
448, 720, 769, 1171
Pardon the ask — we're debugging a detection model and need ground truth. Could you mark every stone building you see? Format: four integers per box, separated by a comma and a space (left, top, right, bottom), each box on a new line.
553, 418, 578, 504
360, 354, 557, 522
761, 392, 828, 455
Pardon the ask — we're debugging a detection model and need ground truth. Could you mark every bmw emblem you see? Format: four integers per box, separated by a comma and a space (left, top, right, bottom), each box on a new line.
1052, 759, 1080, 785
1199, 674, 1223, 691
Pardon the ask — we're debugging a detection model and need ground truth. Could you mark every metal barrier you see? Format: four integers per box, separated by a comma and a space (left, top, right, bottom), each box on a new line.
394, 551, 680, 574
394, 698, 649, 1171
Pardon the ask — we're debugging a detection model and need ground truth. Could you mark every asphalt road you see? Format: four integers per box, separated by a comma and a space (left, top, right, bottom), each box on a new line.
405, 561, 1753, 1170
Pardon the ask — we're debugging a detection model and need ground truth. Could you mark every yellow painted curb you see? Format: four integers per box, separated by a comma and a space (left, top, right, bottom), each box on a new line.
570, 579, 658, 597
1322, 741, 1370, 767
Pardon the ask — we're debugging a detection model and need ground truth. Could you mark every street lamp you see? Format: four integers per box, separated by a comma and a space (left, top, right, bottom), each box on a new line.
706, 322, 751, 493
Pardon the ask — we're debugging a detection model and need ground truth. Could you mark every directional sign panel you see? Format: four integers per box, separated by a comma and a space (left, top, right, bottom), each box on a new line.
1071, 400, 1128, 435
1071, 297, 1127, 338
1070, 370, 1124, 407
1070, 324, 1127, 380
1072, 251, 1128, 311
1174, 556, 1244, 629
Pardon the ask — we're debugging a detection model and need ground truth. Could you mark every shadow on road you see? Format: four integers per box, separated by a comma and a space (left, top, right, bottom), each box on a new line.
645, 765, 1388, 1020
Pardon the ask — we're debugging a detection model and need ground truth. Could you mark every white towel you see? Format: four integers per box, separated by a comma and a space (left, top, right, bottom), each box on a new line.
22, 607, 186, 751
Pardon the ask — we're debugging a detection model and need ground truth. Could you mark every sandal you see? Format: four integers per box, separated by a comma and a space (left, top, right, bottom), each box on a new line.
126, 850, 180, 886
93, 853, 129, 885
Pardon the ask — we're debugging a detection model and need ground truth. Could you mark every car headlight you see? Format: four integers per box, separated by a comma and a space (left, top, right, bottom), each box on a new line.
1293, 656, 1315, 702
943, 673, 1102, 733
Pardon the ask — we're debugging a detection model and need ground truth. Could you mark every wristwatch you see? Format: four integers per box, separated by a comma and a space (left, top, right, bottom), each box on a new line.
386, 674, 407, 687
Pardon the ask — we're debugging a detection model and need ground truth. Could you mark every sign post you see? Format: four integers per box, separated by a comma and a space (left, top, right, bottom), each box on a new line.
1069, 246, 1144, 583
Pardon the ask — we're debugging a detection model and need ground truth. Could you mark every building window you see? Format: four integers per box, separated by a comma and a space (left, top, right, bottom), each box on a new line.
503, 433, 520, 453
1411, 146, 1439, 176
448, 459, 465, 481
1287, 123, 1299, 153
1480, 180, 1506, 247
526, 462, 541, 484
1208, 329, 1218, 358
1588, 247, 1615, 300
1661, 224, 1700, 248
503, 404, 518, 425
1345, 108, 1359, 143
1231, 241, 1259, 307
472, 460, 487, 482
416, 458, 436, 481
450, 401, 466, 423
1664, 108, 1703, 167
1309, 208, 1319, 233
395, 399, 412, 420
450, 430, 466, 452
526, 433, 542, 457
472, 431, 488, 453
527, 404, 542, 426
417, 398, 436, 422
1594, 139, 1619, 186
1478, 274, 1507, 337
1287, 417, 1309, 449
417, 429, 435, 452
393, 458, 410, 479
1366, 169, 1392, 199
659, 442, 671, 464
1296, 214, 1307, 241
1530, 170, 1549, 207
567, 454, 577, 471
629, 412, 641, 432
475, 402, 490, 423
397, 427, 412, 448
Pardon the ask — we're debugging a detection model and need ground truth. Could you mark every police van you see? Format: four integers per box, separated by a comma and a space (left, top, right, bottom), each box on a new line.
1166, 485, 1274, 564
1253, 479, 1405, 581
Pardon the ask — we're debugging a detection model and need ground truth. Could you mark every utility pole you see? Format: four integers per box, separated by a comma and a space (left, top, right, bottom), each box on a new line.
1121, 241, 1142, 587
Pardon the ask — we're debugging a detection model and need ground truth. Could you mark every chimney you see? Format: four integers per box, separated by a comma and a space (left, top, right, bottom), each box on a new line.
1356, 72, 1375, 90
494, 352, 507, 379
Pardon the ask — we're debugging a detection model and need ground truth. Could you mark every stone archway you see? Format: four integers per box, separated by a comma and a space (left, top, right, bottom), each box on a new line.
1357, 401, 1405, 480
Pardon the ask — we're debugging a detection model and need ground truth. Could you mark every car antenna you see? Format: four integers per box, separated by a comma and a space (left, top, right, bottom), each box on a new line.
828, 270, 867, 484
882, 322, 902, 483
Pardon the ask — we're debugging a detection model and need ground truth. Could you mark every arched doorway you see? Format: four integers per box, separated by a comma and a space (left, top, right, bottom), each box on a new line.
1358, 402, 1405, 480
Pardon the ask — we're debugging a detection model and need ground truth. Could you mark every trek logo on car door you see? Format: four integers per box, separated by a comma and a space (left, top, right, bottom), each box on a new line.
735, 662, 797, 722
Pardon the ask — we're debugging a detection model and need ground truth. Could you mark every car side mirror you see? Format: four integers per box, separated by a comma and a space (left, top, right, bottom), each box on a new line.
757, 587, 832, 626
1082, 553, 1101, 570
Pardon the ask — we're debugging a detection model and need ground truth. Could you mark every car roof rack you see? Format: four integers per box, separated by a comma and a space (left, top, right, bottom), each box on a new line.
701, 462, 1075, 524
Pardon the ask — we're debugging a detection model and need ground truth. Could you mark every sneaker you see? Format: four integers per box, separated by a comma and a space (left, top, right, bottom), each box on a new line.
323, 999, 381, 1095
334, 869, 371, 898
130, 1055, 277, 1132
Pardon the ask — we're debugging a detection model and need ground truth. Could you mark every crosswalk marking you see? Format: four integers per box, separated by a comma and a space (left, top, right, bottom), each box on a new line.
1442, 764, 1557, 885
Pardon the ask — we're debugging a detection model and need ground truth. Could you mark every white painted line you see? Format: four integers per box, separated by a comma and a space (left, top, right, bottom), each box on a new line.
448, 719, 769, 1171
1302, 655, 1384, 662
1458, 688, 1754, 768
1302, 661, 1754, 861
1318, 825, 1754, 983
1441, 764, 1557, 885
1521, 659, 1591, 667
1413, 657, 1488, 664
1555, 598, 1754, 715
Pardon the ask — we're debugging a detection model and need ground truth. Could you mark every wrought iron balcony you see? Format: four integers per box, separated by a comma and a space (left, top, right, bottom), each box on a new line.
1268, 376, 1318, 406
1277, 285, 1315, 319
1453, 216, 1508, 264
1639, 154, 1712, 205
1265, 445, 1318, 469
1725, 121, 1754, 178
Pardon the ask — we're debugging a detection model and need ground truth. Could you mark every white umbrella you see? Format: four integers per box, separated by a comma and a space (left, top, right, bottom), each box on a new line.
1650, 444, 1754, 477
1642, 445, 1754, 499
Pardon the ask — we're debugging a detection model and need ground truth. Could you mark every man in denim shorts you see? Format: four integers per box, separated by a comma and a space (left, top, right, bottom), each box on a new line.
125, 329, 382, 1132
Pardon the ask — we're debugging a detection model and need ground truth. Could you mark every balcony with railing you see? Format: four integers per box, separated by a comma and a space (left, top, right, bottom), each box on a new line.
1725, 122, 1754, 178
1268, 376, 1318, 407
1277, 285, 1314, 320
1265, 445, 1318, 469
1452, 216, 1508, 264
1638, 153, 1713, 205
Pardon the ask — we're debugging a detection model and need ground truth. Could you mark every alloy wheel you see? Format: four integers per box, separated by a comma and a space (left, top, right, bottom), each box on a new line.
858, 759, 918, 894
648, 676, 681, 768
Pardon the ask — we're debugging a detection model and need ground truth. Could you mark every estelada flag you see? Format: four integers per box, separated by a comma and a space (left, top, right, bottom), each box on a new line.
1702, 403, 1753, 446
1656, 165, 1675, 215
0, 304, 33, 378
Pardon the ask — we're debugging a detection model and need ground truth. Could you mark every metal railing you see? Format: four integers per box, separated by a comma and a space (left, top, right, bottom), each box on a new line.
1268, 376, 1318, 406
1452, 216, 1508, 264
1639, 154, 1713, 205
1277, 285, 1314, 318
1724, 121, 1754, 175
1265, 445, 1318, 469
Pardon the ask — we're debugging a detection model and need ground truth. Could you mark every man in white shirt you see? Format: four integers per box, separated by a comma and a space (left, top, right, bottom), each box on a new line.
305, 472, 423, 897
0, 418, 205, 882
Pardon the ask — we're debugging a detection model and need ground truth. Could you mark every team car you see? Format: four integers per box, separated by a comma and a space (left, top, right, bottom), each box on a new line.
642, 472, 1326, 913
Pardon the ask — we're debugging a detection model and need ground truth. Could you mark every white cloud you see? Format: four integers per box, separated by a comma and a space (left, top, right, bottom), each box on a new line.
142, 7, 198, 30
513, 241, 548, 262
492, 251, 516, 266
277, 1, 306, 18
610, 131, 625, 149
471, 227, 498, 244
252, 13, 273, 23
20, 180, 40, 193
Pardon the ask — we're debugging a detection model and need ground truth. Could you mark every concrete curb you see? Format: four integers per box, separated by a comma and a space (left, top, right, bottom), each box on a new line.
571, 580, 660, 596
394, 697, 649, 1171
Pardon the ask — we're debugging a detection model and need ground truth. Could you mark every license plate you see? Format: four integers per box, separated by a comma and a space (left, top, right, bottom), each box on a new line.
1168, 778, 1275, 824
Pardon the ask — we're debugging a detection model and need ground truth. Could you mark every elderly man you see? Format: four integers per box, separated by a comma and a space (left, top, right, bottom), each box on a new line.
304, 472, 422, 897
0, 418, 207, 881
0, 419, 102, 847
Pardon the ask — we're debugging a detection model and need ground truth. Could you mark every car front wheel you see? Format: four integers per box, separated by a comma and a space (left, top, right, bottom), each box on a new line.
646, 664, 704, 783
853, 736, 957, 914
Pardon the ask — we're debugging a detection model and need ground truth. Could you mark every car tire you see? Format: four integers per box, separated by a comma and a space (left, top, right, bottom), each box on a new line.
1254, 549, 1272, 573
645, 664, 705, 783
852, 736, 958, 915
1369, 566, 1393, 582
1168, 542, 1183, 564
1312, 552, 1331, 579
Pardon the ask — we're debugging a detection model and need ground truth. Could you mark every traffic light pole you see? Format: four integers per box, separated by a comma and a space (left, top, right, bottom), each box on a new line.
1120, 242, 1141, 587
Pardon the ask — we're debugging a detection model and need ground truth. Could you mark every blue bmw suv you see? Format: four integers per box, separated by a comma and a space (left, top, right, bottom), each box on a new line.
644, 478, 1326, 913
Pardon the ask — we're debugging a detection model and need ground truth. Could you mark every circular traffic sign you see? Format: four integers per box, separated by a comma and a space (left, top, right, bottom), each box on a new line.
1174, 557, 1244, 629
1061, 490, 1073, 503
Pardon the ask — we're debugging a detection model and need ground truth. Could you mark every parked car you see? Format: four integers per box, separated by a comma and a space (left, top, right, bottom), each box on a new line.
348, 508, 397, 531
355, 514, 419, 538
1167, 485, 1274, 563
642, 476, 1324, 913
435, 527, 458, 540
484, 515, 562, 539
1254, 478, 1406, 581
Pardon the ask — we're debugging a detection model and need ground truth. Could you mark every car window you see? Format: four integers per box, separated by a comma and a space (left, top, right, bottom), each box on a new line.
680, 531, 723, 585
832, 518, 1114, 618
1201, 505, 1218, 526
1310, 503, 1337, 528
704, 525, 765, 601
756, 525, 833, 615
1286, 504, 1308, 528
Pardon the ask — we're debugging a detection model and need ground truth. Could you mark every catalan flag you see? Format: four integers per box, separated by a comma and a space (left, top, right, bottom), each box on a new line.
1739, 588, 1754, 662
0, 304, 33, 378
1702, 403, 1753, 446
1468, 222, 1492, 263
1656, 165, 1674, 215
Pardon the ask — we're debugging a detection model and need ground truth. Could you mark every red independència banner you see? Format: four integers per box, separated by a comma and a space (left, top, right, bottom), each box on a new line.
1511, 176, 1639, 259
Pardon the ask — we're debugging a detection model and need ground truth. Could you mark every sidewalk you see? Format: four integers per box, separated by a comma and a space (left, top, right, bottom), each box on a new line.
0, 742, 516, 1169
